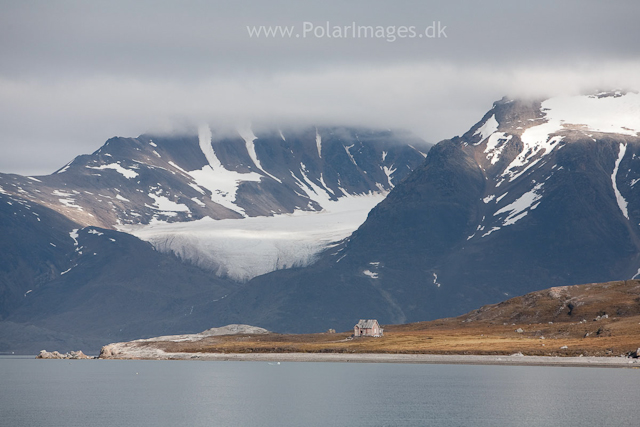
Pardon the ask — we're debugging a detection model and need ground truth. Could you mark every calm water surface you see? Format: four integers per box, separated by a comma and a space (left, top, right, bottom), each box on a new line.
1, 357, 638, 427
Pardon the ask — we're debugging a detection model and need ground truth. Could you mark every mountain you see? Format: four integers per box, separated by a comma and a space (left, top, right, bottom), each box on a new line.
0, 126, 427, 281
7, 91, 640, 352
0, 190, 237, 353
217, 92, 640, 333
0, 125, 428, 353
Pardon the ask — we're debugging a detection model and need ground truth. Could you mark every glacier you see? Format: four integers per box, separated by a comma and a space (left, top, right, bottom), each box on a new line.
121, 192, 386, 282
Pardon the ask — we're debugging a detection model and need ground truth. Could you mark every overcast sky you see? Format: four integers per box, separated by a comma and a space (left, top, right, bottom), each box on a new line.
2, 0, 640, 175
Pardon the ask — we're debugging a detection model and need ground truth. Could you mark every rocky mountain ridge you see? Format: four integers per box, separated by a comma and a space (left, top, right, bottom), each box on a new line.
0, 125, 427, 281
216, 92, 640, 333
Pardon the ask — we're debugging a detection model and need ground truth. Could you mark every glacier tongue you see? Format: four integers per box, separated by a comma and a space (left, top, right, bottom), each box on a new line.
120, 193, 385, 282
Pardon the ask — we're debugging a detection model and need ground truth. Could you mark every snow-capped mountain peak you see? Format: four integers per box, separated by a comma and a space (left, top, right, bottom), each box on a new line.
462, 92, 640, 237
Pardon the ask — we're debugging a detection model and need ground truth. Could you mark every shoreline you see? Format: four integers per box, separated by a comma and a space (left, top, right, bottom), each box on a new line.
100, 351, 640, 368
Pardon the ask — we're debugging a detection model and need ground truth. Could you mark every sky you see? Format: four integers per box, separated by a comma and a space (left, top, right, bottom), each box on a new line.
2, 0, 640, 175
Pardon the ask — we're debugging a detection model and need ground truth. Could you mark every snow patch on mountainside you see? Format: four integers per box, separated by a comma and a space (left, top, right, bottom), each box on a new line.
612, 143, 629, 219
432, 272, 441, 287
344, 144, 357, 166
238, 126, 282, 183
69, 229, 79, 246
482, 227, 500, 237
383, 165, 396, 188
474, 114, 499, 143
296, 166, 340, 206
316, 127, 322, 158
121, 193, 385, 282
484, 132, 512, 165
501, 132, 563, 184
363, 269, 378, 279
494, 183, 543, 227
89, 163, 139, 179
148, 194, 190, 213
56, 161, 72, 174
409, 145, 428, 158
59, 197, 83, 210
188, 126, 262, 216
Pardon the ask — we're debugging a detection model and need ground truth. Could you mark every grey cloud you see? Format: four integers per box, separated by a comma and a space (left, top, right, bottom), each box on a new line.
1, 0, 640, 174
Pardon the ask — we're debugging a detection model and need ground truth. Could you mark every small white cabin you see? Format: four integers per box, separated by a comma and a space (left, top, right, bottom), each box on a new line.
354, 319, 383, 337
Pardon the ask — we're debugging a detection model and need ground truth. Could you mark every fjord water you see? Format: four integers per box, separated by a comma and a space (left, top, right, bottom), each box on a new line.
1, 357, 638, 427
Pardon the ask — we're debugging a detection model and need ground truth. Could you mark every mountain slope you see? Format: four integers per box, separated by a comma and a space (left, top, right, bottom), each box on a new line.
218, 92, 640, 333
0, 191, 238, 354
0, 192, 79, 318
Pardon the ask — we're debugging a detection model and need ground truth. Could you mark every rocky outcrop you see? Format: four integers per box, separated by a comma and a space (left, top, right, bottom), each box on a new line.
99, 324, 270, 359
461, 280, 640, 325
36, 350, 92, 359
130, 324, 270, 344
201, 324, 269, 336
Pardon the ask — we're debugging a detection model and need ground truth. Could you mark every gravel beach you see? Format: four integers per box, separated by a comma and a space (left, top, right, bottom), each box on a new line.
99, 347, 640, 368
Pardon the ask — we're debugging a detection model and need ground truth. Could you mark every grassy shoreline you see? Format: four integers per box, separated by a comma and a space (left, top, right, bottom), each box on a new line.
98, 280, 640, 365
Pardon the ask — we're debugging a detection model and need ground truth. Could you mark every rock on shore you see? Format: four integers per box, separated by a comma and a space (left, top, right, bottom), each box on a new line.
36, 350, 92, 359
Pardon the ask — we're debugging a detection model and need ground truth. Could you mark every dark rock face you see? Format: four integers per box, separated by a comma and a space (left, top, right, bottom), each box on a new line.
0, 193, 78, 319
217, 93, 640, 333
0, 196, 238, 353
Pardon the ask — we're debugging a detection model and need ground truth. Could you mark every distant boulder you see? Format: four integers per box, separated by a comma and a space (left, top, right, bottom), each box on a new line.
36, 350, 91, 359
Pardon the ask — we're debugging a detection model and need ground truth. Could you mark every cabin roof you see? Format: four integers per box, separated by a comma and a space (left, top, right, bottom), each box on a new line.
356, 319, 378, 329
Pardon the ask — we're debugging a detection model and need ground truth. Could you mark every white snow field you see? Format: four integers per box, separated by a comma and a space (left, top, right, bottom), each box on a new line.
121, 192, 385, 282
542, 92, 640, 137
